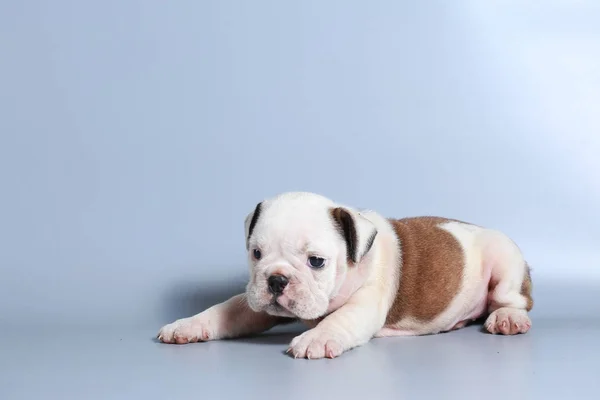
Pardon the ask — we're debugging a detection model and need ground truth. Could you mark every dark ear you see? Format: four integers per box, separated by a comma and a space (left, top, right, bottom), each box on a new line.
330, 207, 377, 264
244, 202, 263, 250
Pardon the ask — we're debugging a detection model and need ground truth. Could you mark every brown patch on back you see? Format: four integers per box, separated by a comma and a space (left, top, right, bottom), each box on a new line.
521, 263, 534, 311
385, 217, 465, 325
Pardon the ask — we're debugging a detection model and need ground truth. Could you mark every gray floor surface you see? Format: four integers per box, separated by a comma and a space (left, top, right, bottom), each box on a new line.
2, 282, 599, 400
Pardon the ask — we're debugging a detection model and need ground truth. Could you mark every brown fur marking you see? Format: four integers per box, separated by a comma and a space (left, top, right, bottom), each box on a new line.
521, 263, 534, 311
385, 217, 465, 325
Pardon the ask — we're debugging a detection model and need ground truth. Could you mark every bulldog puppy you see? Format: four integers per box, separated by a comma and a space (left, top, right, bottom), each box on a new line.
158, 192, 533, 359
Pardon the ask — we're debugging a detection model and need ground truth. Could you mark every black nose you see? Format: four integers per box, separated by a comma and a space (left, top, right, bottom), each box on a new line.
268, 275, 288, 295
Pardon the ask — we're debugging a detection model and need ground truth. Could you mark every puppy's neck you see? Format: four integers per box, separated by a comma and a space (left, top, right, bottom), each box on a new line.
322, 209, 394, 316
325, 250, 374, 315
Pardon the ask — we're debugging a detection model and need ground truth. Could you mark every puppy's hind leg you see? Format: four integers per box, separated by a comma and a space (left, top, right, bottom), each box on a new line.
483, 232, 534, 335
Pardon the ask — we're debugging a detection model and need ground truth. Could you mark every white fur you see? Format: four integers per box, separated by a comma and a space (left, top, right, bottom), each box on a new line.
157, 192, 532, 357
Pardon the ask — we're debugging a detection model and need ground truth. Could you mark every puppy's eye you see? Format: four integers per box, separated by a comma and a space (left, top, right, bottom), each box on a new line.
308, 256, 325, 269
253, 249, 262, 260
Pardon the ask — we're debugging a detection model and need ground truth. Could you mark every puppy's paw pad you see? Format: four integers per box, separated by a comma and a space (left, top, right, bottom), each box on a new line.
485, 308, 531, 335
288, 329, 344, 359
157, 318, 211, 344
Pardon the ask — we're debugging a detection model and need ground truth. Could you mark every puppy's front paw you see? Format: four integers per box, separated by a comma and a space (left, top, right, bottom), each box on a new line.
157, 317, 213, 344
287, 328, 345, 359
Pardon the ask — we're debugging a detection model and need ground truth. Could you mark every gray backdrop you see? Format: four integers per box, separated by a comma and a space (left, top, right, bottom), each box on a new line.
1, 1, 599, 399
1, 0, 599, 328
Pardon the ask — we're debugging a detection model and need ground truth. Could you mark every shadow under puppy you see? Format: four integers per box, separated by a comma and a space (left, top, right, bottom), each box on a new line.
158, 192, 533, 359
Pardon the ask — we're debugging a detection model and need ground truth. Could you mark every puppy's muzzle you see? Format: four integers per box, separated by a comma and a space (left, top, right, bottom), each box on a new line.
267, 274, 288, 295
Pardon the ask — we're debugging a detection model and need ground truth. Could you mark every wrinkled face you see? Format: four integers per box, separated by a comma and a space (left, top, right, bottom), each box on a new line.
243, 192, 377, 320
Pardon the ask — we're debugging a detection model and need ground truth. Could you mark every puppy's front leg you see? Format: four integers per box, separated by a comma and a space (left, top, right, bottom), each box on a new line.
289, 286, 384, 359
158, 294, 287, 344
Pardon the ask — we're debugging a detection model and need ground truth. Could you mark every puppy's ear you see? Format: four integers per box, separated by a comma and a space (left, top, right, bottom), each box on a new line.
330, 207, 377, 264
244, 202, 263, 250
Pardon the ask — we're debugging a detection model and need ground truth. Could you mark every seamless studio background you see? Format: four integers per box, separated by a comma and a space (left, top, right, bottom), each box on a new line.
1, 1, 599, 399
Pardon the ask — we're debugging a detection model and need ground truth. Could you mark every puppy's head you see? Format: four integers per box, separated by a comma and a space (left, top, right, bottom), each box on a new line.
243, 192, 377, 320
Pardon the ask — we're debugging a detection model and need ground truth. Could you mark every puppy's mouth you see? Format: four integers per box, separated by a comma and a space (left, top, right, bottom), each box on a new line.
268, 294, 296, 317
270, 295, 281, 307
